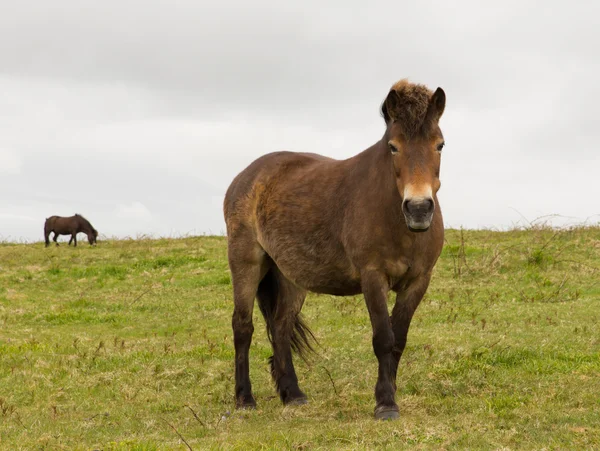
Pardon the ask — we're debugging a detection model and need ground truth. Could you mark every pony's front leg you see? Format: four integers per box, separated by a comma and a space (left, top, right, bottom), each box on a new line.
362, 271, 399, 420
390, 274, 431, 392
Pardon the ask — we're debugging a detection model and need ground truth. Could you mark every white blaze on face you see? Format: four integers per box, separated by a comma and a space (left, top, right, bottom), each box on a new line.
403, 184, 433, 202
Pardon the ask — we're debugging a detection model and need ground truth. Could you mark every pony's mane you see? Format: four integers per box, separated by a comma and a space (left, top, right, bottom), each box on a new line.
75, 213, 97, 233
382, 79, 435, 139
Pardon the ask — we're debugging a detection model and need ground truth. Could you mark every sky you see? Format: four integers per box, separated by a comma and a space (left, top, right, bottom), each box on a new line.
1, 0, 598, 242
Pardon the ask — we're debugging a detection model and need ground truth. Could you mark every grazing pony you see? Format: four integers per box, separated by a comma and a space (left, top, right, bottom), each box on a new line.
223, 79, 447, 420
44, 214, 98, 247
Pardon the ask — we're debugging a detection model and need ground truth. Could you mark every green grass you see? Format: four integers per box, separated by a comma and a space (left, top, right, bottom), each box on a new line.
0, 227, 599, 450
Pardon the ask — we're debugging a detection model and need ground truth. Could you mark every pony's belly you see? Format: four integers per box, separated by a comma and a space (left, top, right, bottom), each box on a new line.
273, 256, 362, 296
306, 282, 363, 296
299, 272, 363, 296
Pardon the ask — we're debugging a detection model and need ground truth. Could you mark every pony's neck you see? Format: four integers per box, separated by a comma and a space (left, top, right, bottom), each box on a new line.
78, 217, 92, 232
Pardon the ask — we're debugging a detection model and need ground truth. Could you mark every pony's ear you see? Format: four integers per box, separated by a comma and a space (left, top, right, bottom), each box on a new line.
381, 89, 400, 124
428, 87, 446, 121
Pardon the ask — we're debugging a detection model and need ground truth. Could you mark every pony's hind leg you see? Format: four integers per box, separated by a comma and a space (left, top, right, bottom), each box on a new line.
258, 267, 312, 405
53, 233, 59, 246
228, 236, 268, 409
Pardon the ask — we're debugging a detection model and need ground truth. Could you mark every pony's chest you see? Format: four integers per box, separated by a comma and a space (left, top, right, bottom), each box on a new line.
384, 257, 410, 279
383, 256, 412, 288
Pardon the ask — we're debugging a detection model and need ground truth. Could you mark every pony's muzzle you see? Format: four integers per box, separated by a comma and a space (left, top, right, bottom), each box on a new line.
402, 197, 434, 232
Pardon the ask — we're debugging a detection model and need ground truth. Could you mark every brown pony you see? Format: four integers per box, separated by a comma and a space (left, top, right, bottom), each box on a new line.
223, 79, 447, 420
44, 214, 98, 247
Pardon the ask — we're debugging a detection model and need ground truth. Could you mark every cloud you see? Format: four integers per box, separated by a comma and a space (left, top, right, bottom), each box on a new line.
0, 213, 35, 221
115, 202, 152, 222
0, 0, 599, 241
0, 149, 22, 174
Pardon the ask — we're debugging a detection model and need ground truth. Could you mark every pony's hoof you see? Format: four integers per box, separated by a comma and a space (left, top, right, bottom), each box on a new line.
374, 405, 400, 421
235, 395, 256, 410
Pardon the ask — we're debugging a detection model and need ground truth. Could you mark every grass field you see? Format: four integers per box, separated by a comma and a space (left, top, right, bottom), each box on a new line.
0, 226, 599, 450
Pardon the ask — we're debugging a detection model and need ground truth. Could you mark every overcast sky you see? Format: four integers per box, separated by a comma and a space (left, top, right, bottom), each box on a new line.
1, 0, 598, 242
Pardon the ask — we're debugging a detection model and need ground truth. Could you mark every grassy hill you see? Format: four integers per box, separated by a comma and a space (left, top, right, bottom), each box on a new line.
0, 226, 599, 450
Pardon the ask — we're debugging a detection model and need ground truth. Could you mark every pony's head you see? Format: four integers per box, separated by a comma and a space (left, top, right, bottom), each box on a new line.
381, 79, 446, 232
88, 229, 98, 245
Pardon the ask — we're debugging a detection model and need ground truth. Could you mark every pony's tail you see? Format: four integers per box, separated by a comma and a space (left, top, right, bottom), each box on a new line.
256, 269, 317, 362
43, 218, 51, 246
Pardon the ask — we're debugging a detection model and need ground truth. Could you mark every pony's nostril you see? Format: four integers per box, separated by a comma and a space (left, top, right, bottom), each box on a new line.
403, 198, 434, 216
424, 198, 434, 212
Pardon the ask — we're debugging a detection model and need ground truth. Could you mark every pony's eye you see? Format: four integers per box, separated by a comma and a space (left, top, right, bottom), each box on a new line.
437, 142, 445, 152
389, 143, 398, 154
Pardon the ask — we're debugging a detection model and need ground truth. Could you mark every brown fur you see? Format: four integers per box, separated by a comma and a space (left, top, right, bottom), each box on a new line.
44, 214, 98, 247
224, 79, 447, 419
